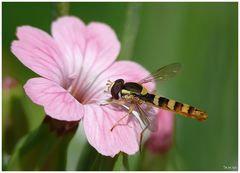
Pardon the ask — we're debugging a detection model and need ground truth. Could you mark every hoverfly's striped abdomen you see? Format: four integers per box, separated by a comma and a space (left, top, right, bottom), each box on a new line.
140, 94, 207, 121
138, 93, 155, 102
166, 100, 208, 121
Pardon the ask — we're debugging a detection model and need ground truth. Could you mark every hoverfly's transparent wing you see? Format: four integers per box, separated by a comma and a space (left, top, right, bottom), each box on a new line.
138, 63, 182, 84
134, 103, 158, 132
141, 104, 159, 131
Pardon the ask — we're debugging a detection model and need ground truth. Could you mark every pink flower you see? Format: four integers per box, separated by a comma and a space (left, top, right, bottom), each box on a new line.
146, 110, 174, 153
11, 16, 156, 157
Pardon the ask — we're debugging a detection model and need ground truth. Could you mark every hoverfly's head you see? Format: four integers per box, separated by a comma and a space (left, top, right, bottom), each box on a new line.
106, 79, 124, 99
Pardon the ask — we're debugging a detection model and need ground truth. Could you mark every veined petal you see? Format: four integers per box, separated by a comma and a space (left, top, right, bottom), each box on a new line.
83, 104, 141, 157
11, 26, 65, 85
51, 16, 86, 78
83, 60, 156, 103
83, 22, 121, 76
51, 16, 121, 100
24, 77, 84, 121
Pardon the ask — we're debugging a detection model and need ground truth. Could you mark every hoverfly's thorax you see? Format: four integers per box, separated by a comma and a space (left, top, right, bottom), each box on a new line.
123, 82, 148, 96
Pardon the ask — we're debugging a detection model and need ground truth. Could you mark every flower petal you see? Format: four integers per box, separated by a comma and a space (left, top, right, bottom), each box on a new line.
24, 77, 84, 121
51, 16, 120, 99
83, 104, 141, 157
82, 60, 155, 103
11, 26, 65, 85
51, 16, 86, 78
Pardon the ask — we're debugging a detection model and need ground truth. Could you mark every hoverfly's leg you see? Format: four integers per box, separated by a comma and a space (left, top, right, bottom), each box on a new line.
139, 122, 149, 152
110, 104, 134, 131
99, 98, 113, 106
100, 98, 128, 106
110, 99, 128, 105
110, 113, 130, 131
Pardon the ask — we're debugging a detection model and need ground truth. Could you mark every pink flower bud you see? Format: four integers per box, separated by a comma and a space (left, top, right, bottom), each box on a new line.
146, 109, 174, 153
3, 76, 18, 90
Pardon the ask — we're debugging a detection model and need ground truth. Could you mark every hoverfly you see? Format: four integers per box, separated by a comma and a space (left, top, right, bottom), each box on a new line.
104, 63, 207, 144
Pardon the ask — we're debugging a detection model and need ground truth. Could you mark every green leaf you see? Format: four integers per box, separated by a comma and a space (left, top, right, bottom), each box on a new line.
2, 86, 29, 155
6, 116, 79, 171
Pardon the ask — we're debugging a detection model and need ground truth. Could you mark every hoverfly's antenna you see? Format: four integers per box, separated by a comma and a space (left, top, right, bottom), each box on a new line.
105, 80, 114, 93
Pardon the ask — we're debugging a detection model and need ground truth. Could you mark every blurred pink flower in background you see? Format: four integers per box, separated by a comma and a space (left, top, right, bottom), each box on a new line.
146, 110, 174, 153
11, 16, 174, 157
3, 76, 18, 90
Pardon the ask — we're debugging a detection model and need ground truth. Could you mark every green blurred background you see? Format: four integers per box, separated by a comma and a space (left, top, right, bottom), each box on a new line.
2, 2, 238, 171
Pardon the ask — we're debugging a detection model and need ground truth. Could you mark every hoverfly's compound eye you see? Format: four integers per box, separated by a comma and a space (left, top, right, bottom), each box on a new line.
111, 79, 124, 99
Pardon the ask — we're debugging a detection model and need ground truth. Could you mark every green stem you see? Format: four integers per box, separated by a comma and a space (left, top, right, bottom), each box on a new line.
119, 3, 142, 60
77, 142, 117, 171
52, 2, 70, 19
113, 153, 130, 171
